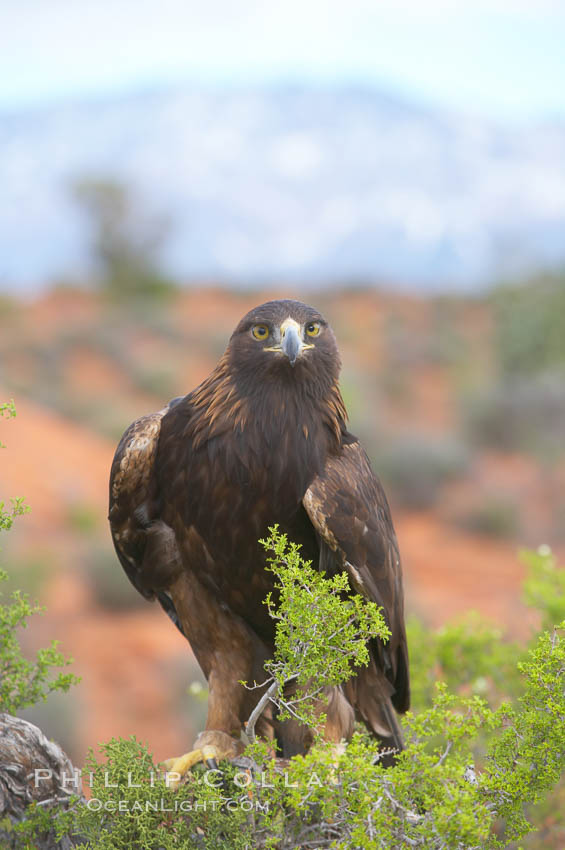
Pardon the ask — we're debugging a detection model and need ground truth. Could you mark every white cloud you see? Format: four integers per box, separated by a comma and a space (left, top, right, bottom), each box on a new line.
271, 134, 325, 180
2, 0, 565, 117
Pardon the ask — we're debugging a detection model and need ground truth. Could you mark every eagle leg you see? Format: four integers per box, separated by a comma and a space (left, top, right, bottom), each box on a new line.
160, 571, 270, 788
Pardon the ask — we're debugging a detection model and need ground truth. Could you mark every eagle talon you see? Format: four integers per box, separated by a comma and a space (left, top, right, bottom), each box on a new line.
162, 734, 241, 789
161, 748, 208, 789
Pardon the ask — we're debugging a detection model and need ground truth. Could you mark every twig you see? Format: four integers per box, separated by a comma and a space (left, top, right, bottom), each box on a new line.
245, 679, 280, 743
35, 794, 78, 807
434, 740, 452, 768
381, 784, 423, 824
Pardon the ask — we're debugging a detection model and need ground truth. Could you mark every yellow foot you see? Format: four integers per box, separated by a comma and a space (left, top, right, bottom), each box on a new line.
161, 731, 242, 789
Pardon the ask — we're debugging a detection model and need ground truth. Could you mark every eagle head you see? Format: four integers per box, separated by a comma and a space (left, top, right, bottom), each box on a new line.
228, 299, 341, 389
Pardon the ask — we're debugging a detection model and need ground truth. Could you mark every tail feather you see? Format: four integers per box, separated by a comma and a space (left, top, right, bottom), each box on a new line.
378, 697, 404, 753
345, 661, 404, 760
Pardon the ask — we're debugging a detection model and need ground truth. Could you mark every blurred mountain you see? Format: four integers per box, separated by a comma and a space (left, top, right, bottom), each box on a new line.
1, 84, 565, 291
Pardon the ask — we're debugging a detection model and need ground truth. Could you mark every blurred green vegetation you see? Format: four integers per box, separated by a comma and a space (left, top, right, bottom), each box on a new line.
0, 547, 52, 600
70, 176, 177, 301
406, 546, 565, 850
407, 612, 520, 712
18, 687, 82, 765
451, 494, 521, 539
164, 653, 209, 743
521, 546, 565, 631
130, 363, 179, 398
65, 502, 101, 536
463, 375, 565, 459
491, 272, 565, 377
375, 435, 470, 510
83, 540, 149, 611
462, 273, 565, 461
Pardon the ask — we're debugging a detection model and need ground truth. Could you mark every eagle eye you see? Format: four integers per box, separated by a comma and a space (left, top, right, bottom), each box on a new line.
252, 324, 269, 340
305, 322, 321, 337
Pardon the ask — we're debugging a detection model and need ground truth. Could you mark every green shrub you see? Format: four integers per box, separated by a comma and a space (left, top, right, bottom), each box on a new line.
249, 528, 389, 729
0, 573, 79, 716
1, 401, 79, 715
8, 530, 563, 850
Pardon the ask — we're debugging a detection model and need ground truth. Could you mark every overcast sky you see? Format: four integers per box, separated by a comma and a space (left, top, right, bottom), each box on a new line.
2, 0, 565, 119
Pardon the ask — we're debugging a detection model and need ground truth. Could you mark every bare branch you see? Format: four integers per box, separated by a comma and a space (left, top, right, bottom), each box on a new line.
245, 679, 280, 743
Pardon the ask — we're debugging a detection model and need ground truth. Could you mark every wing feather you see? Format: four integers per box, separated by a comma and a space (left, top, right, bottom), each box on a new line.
108, 401, 183, 603
303, 441, 410, 718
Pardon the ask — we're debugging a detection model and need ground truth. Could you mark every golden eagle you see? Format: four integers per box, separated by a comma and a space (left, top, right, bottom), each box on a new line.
109, 299, 409, 773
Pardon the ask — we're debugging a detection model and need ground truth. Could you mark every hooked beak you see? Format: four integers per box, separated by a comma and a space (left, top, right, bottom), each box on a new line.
264, 317, 314, 365
281, 319, 302, 367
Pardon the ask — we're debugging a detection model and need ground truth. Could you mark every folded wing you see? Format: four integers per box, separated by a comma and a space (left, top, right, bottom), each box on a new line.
108, 401, 184, 614
303, 440, 409, 745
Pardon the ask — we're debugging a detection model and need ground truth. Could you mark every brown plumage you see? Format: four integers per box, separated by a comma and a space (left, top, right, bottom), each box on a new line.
109, 299, 409, 760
